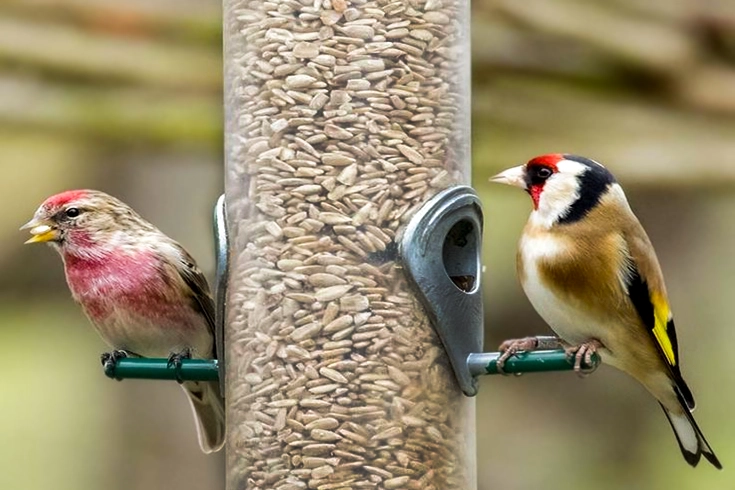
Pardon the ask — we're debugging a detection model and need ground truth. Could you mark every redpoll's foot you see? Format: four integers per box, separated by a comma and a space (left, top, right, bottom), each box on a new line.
167, 348, 192, 384
497, 337, 539, 375
565, 339, 603, 377
101, 350, 132, 381
101, 349, 130, 368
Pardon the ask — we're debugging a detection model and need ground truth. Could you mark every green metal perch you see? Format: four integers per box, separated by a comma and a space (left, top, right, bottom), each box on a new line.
102, 350, 598, 383
104, 358, 219, 382
467, 350, 600, 376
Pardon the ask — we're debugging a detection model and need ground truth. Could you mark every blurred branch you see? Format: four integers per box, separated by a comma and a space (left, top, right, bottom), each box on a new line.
674, 64, 735, 114
0, 16, 221, 90
473, 77, 735, 187
0, 76, 220, 148
1, 0, 221, 45
473, 4, 735, 116
488, 0, 699, 75
471, 18, 614, 81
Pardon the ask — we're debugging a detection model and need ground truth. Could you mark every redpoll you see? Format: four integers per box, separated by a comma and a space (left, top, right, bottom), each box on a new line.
22, 189, 225, 453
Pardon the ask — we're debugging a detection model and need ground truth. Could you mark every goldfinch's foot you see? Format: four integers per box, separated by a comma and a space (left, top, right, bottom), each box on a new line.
497, 337, 539, 375
167, 348, 192, 384
565, 340, 602, 377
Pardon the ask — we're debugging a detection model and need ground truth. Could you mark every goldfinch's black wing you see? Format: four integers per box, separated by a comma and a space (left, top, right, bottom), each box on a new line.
624, 231, 695, 410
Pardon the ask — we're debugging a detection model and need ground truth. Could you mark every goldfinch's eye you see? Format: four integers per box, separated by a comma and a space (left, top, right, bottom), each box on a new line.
536, 167, 553, 180
65, 207, 81, 218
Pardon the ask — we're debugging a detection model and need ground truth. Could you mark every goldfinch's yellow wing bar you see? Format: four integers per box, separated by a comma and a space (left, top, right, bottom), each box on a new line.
626, 263, 694, 409
651, 292, 677, 366
626, 266, 679, 367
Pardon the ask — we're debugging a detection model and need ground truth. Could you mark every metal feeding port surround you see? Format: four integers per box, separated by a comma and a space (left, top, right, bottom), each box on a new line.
399, 186, 485, 396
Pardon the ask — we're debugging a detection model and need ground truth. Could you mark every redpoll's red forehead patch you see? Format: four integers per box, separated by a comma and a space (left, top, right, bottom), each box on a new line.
527, 153, 564, 170
44, 190, 89, 209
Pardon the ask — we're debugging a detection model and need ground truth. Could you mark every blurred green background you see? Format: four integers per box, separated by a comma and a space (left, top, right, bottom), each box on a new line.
1, 1, 733, 489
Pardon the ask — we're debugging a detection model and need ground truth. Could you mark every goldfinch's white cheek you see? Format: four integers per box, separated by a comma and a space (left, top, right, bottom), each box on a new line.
528, 160, 590, 229
530, 174, 580, 229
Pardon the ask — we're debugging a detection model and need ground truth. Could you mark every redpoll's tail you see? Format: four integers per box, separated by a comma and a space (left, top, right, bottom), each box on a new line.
660, 392, 721, 469
182, 380, 225, 453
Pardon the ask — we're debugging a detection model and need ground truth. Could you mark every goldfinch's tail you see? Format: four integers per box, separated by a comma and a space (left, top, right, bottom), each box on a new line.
660, 398, 721, 469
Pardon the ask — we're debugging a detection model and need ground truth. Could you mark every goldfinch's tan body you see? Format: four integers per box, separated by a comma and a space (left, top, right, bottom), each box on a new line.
519, 184, 673, 393
493, 154, 720, 469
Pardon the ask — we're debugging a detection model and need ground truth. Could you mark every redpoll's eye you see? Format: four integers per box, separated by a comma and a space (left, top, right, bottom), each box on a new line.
65, 207, 81, 218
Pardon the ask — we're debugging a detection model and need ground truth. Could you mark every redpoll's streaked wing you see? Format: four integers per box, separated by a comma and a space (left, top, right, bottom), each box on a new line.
174, 245, 217, 356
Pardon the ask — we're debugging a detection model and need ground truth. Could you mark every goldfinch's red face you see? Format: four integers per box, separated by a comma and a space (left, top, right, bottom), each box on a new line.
491, 153, 618, 228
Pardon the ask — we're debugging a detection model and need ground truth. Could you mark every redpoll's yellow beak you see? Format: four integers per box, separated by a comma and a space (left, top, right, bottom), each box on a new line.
21, 219, 59, 244
490, 165, 527, 189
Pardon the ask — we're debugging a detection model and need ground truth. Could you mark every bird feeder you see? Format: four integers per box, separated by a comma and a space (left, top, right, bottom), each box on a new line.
222, 1, 477, 488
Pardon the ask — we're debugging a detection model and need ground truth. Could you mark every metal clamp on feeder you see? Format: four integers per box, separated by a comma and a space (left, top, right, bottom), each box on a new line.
103, 195, 229, 384
400, 185, 599, 397
213, 194, 228, 393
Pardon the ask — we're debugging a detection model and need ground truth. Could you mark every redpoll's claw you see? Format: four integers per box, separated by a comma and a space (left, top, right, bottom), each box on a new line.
167, 348, 192, 384
101, 349, 130, 366
565, 339, 602, 377
101, 350, 132, 381
496, 337, 540, 375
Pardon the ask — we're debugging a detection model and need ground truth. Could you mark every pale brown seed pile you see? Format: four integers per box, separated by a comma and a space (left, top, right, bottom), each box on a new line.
224, 0, 472, 488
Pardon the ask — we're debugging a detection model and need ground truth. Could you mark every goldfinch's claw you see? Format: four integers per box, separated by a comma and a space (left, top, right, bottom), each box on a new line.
565, 340, 602, 378
497, 337, 539, 375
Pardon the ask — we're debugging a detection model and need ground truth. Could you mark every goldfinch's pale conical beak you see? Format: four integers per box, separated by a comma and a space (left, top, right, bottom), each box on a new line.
20, 218, 59, 244
490, 165, 527, 189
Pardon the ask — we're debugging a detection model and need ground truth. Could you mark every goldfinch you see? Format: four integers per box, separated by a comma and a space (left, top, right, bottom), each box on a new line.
490, 154, 721, 469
